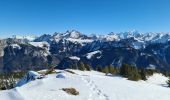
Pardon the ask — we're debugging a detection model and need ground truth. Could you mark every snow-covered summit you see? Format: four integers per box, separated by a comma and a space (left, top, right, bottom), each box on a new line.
0, 70, 170, 100
10, 30, 170, 44
37, 30, 94, 44
52, 30, 83, 39
69, 30, 81, 39
102, 30, 170, 44
10, 30, 170, 50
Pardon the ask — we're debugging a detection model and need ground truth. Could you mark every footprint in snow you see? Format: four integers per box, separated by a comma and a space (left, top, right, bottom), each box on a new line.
81, 75, 110, 100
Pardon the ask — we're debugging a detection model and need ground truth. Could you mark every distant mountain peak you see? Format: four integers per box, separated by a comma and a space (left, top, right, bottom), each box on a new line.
68, 30, 81, 39
9, 30, 170, 45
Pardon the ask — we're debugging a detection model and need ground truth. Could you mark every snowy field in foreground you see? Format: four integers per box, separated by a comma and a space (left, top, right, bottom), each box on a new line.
0, 70, 170, 100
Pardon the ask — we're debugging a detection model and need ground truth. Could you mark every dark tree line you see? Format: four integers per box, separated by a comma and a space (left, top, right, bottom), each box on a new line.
0, 72, 25, 90
67, 62, 160, 81
167, 78, 170, 87
96, 64, 157, 81
2, 61, 170, 90
69, 62, 91, 71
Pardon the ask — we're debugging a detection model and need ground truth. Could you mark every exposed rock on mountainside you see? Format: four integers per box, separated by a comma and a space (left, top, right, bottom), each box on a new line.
1, 30, 170, 72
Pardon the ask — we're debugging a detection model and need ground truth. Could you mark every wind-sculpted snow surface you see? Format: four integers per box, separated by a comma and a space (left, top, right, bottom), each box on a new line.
0, 70, 170, 100
16, 71, 45, 87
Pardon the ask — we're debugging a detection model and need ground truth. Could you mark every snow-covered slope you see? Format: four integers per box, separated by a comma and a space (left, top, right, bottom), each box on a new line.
0, 70, 170, 100
86, 50, 102, 59
29, 41, 50, 49
146, 73, 168, 86
69, 56, 80, 61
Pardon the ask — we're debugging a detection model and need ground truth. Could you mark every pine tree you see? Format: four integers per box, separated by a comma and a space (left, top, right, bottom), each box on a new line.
96, 65, 102, 72
145, 69, 154, 76
108, 64, 117, 74
78, 62, 85, 71
72, 64, 78, 69
128, 66, 141, 81
84, 63, 91, 71
128, 72, 141, 81
120, 64, 141, 81
120, 64, 130, 77
162, 71, 169, 77
102, 66, 109, 74
140, 68, 147, 81
167, 78, 170, 87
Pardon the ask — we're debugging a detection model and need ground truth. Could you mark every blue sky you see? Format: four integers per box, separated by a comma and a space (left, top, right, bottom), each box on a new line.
0, 0, 170, 37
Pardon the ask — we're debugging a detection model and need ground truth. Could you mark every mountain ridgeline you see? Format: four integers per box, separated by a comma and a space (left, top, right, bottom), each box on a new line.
1, 30, 170, 72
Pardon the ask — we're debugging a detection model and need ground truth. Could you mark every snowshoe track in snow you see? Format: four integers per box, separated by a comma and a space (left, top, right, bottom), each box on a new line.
81, 75, 110, 100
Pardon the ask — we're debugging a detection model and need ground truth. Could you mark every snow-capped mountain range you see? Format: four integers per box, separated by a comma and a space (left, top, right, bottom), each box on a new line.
36, 30, 170, 42
11, 30, 170, 47
1, 30, 170, 72
32, 30, 170, 49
